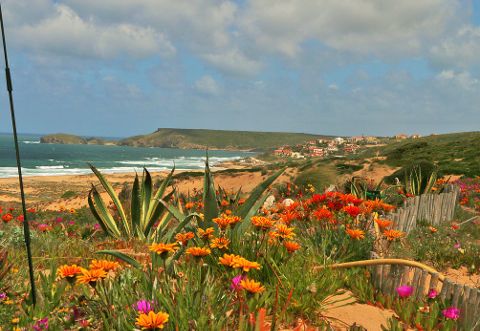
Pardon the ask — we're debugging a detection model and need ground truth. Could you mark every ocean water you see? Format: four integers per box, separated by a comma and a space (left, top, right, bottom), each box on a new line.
0, 133, 254, 178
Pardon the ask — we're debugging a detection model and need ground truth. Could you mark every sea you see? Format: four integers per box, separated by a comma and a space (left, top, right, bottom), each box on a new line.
0, 133, 254, 178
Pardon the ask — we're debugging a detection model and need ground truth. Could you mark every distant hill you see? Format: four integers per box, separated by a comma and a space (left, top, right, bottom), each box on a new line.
117, 128, 332, 151
376, 132, 480, 177
40, 133, 112, 145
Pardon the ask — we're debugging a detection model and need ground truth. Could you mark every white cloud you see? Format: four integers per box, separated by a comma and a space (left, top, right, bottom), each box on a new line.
12, 4, 175, 60
195, 75, 220, 95
430, 25, 480, 69
436, 70, 479, 89
240, 0, 458, 57
203, 49, 262, 76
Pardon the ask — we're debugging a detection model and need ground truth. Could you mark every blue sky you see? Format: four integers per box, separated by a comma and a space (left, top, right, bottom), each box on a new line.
0, 0, 479, 137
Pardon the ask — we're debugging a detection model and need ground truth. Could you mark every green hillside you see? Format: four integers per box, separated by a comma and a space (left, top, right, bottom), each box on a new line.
376, 132, 480, 177
118, 128, 332, 151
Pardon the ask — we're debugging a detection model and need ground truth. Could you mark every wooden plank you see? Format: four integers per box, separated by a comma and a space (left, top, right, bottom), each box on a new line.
411, 268, 422, 298
451, 283, 463, 307
416, 270, 429, 299
439, 279, 452, 302
428, 273, 439, 292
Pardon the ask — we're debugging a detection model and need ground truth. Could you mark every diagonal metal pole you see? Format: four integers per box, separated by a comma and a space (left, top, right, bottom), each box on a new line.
0, 3, 36, 305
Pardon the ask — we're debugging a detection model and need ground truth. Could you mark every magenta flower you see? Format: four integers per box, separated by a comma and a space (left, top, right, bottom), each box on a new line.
230, 275, 246, 291
37, 223, 50, 232
442, 307, 460, 320
93, 223, 101, 230
68, 220, 75, 226
0, 292, 6, 300
454, 243, 461, 249
396, 285, 414, 298
32, 318, 49, 331
427, 288, 438, 299
134, 300, 153, 314
55, 217, 63, 223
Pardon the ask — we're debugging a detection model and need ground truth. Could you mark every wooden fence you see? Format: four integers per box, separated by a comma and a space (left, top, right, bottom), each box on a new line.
369, 262, 480, 330
386, 186, 460, 233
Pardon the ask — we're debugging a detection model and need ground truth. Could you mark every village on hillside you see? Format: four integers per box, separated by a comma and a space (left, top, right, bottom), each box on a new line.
273, 133, 422, 158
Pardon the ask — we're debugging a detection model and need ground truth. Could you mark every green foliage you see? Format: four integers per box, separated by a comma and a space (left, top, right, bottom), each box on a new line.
118, 128, 333, 151
88, 165, 175, 240
294, 164, 338, 192
379, 132, 480, 176
60, 190, 77, 199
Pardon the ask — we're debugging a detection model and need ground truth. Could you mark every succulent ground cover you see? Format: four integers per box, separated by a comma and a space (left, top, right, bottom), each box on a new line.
0, 172, 478, 330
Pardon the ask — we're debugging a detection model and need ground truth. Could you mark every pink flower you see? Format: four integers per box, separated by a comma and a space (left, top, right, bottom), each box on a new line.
68, 220, 75, 226
93, 223, 101, 230
37, 223, 50, 232
453, 243, 461, 249
134, 300, 153, 314
396, 285, 414, 298
55, 217, 63, 223
442, 307, 460, 320
230, 275, 246, 291
427, 288, 438, 299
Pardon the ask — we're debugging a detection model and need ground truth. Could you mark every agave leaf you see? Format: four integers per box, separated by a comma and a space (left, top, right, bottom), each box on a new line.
203, 154, 219, 227
144, 190, 176, 237
141, 168, 153, 230
234, 193, 269, 240
96, 250, 142, 269
89, 186, 121, 238
166, 213, 201, 242
131, 173, 141, 233
237, 168, 285, 219
159, 199, 186, 222
145, 167, 175, 226
87, 190, 109, 235
90, 164, 131, 237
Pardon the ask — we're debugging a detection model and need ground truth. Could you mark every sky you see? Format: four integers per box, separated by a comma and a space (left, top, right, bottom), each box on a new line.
0, 0, 479, 137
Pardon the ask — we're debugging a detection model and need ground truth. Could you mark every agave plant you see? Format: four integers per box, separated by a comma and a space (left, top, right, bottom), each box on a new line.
404, 164, 438, 196
88, 165, 176, 240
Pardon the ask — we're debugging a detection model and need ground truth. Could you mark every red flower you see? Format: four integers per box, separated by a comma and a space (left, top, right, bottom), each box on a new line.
2, 213, 13, 223
313, 208, 333, 221
342, 205, 361, 218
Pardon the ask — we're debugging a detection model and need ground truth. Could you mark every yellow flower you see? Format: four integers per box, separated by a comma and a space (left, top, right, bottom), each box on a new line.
136, 311, 169, 330
231, 257, 261, 272
186, 246, 211, 257
11, 317, 19, 324
240, 278, 265, 294
219, 253, 238, 267
76, 268, 107, 286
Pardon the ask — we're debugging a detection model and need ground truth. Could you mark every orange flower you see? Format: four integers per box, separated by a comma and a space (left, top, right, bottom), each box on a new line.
232, 257, 261, 272
210, 237, 230, 250
136, 311, 169, 330
283, 241, 301, 253
220, 200, 229, 207
89, 260, 120, 272
383, 229, 405, 241
197, 227, 215, 240
149, 243, 178, 258
77, 268, 107, 286
314, 208, 333, 221
451, 223, 460, 230
57, 264, 82, 282
186, 246, 211, 257
251, 216, 275, 230
429, 226, 438, 233
238, 198, 246, 205
228, 215, 241, 226
273, 224, 295, 240
213, 217, 232, 230
346, 228, 365, 240
184, 202, 195, 209
219, 253, 238, 267
280, 210, 298, 225
240, 278, 265, 294
175, 232, 195, 245
375, 219, 393, 229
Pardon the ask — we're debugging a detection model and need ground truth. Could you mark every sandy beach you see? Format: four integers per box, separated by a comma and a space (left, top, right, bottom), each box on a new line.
0, 165, 291, 211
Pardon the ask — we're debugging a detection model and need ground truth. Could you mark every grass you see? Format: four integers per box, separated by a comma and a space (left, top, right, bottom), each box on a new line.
374, 132, 480, 176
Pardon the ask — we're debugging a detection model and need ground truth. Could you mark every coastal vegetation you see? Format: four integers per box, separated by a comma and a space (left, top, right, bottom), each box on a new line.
1, 156, 479, 330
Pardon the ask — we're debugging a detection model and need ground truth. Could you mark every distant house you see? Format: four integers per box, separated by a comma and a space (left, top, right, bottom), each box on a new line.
350, 136, 365, 143
394, 134, 408, 140
310, 148, 325, 157
344, 144, 359, 153
365, 136, 379, 143
291, 152, 305, 159
334, 137, 345, 144
411, 134, 421, 139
